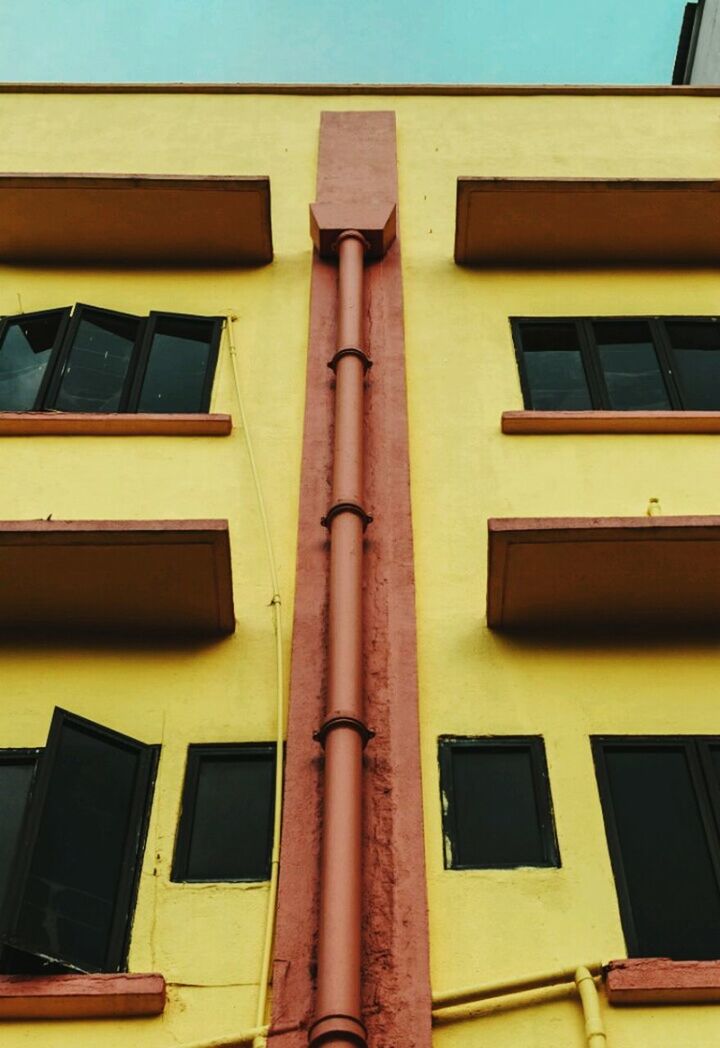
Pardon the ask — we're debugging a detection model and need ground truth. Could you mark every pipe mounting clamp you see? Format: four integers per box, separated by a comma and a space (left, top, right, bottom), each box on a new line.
321, 501, 373, 530
327, 347, 373, 373
309, 1012, 367, 1047
314, 712, 375, 748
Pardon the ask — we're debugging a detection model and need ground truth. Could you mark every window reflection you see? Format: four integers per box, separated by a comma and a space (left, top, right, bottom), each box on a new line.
666, 321, 720, 410
137, 316, 215, 413
593, 321, 670, 410
0, 312, 66, 411
53, 309, 140, 413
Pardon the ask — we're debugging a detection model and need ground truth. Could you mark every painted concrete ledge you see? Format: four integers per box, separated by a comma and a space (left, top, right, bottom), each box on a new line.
0, 519, 235, 635
0, 973, 166, 1019
502, 410, 720, 434
0, 412, 232, 436
0, 175, 272, 266
487, 515, 720, 631
456, 179, 720, 266
606, 959, 720, 1005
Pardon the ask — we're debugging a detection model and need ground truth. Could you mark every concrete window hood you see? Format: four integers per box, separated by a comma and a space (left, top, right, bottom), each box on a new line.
487, 516, 720, 631
0, 174, 272, 265
0, 519, 235, 635
455, 178, 720, 265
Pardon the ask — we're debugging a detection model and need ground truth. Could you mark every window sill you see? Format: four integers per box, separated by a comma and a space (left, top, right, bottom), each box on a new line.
502, 411, 720, 435
0, 972, 165, 1020
0, 412, 232, 437
606, 958, 720, 1005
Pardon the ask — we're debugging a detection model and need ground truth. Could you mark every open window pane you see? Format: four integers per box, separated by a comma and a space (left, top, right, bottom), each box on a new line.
172, 745, 275, 882
0, 709, 157, 973
50, 307, 142, 413
595, 740, 720, 960
518, 322, 592, 410
135, 314, 220, 413
706, 743, 720, 788
0, 310, 68, 410
439, 737, 559, 869
666, 320, 720, 410
593, 320, 671, 410
0, 754, 38, 914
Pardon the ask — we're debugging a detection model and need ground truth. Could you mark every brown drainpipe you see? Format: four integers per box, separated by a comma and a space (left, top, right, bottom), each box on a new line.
309, 230, 373, 1048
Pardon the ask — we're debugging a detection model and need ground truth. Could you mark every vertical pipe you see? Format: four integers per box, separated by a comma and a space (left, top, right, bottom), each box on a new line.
575, 967, 607, 1048
310, 231, 371, 1048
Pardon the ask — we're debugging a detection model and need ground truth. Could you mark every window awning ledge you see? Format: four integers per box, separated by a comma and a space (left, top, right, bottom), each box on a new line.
0, 973, 165, 1020
0, 520, 235, 635
606, 959, 720, 1005
455, 179, 720, 265
488, 516, 720, 631
0, 174, 272, 265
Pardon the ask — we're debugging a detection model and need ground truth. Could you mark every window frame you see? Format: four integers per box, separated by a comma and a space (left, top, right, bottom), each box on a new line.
592, 735, 720, 959
0, 307, 72, 411
0, 747, 41, 770
0, 709, 158, 974
0, 303, 224, 416
0, 747, 42, 887
0, 749, 41, 976
42, 303, 146, 413
512, 315, 720, 412
171, 742, 277, 884
438, 735, 560, 871
127, 311, 224, 414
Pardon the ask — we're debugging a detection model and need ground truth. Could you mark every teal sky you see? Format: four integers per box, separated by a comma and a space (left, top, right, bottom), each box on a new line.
0, 0, 687, 84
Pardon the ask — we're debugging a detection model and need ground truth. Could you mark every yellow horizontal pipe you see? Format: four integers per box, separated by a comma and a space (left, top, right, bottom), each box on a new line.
432, 982, 578, 1025
432, 961, 604, 1010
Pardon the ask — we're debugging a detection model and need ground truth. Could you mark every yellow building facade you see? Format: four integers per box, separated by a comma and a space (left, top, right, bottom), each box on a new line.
0, 84, 719, 1047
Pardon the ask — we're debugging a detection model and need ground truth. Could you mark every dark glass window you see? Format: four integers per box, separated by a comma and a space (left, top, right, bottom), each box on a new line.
0, 309, 69, 410
516, 322, 591, 410
666, 320, 720, 410
0, 303, 222, 415
593, 737, 720, 960
48, 306, 142, 413
0, 752, 39, 914
513, 316, 720, 412
438, 737, 559, 870
133, 314, 222, 414
592, 320, 671, 410
0, 709, 157, 973
172, 744, 276, 882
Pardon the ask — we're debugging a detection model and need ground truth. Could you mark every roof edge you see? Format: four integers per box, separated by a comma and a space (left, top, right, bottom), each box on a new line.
1, 82, 720, 96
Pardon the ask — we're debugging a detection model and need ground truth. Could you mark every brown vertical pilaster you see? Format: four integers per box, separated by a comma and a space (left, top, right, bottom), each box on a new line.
269, 111, 431, 1048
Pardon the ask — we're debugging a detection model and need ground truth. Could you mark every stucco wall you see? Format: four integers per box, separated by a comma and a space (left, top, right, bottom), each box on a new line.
0, 89, 719, 1046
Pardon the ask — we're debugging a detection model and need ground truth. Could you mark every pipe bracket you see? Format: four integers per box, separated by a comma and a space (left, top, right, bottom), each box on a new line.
321, 501, 373, 530
309, 1012, 368, 1047
314, 712, 375, 748
327, 347, 373, 373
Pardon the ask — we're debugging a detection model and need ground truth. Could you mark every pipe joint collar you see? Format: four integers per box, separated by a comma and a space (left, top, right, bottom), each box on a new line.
327, 347, 373, 373
332, 229, 371, 254
321, 501, 373, 530
309, 1012, 367, 1047
314, 712, 375, 748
